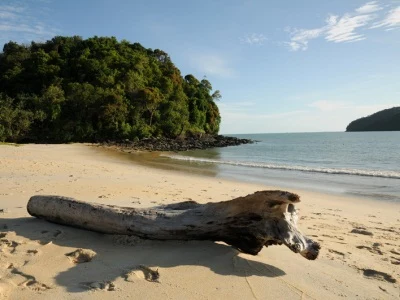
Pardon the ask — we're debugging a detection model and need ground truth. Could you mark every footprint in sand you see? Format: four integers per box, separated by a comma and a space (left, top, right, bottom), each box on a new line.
389, 248, 400, 265
350, 227, 374, 236
390, 256, 400, 265
26, 249, 39, 255
356, 243, 384, 255
20, 279, 51, 291
374, 226, 398, 233
0, 262, 13, 272
123, 265, 160, 283
362, 269, 397, 283
389, 248, 400, 255
81, 281, 116, 291
327, 249, 346, 261
1, 237, 20, 254
139, 265, 160, 282
123, 271, 138, 282
65, 248, 97, 263
11, 268, 51, 291
322, 234, 345, 241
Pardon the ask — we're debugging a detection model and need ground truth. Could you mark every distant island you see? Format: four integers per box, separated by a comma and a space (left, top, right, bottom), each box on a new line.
0, 36, 224, 145
346, 107, 400, 132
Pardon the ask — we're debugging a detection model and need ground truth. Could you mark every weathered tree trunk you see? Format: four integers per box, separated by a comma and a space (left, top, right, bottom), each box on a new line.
27, 190, 320, 259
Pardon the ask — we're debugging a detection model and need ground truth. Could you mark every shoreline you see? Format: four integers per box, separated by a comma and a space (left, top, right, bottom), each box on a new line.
96, 144, 400, 203
0, 143, 399, 299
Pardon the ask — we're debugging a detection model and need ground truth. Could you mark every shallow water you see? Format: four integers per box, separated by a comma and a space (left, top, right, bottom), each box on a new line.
155, 132, 400, 202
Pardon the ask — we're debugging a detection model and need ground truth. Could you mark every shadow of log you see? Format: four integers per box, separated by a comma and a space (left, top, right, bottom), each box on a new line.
2, 217, 286, 293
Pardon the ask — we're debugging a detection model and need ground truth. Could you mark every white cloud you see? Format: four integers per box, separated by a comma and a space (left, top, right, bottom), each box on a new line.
240, 33, 267, 45
356, 1, 382, 14
0, 3, 58, 46
189, 53, 236, 78
286, 41, 302, 51
371, 6, 400, 30
325, 14, 374, 43
286, 1, 397, 51
0, 23, 49, 35
286, 27, 325, 51
0, 11, 17, 19
0, 5, 25, 13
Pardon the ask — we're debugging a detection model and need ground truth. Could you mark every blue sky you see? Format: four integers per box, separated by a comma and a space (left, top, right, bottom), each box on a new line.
1, 0, 399, 133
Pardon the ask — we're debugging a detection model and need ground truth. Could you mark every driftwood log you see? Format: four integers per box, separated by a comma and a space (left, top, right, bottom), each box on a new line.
27, 190, 320, 259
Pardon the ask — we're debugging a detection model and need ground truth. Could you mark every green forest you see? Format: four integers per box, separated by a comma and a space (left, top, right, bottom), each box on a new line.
0, 36, 221, 142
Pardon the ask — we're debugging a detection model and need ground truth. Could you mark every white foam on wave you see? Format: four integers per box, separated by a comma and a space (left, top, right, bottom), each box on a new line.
161, 154, 400, 179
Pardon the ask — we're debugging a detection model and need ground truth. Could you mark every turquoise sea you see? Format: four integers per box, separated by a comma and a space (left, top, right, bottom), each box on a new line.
154, 132, 400, 202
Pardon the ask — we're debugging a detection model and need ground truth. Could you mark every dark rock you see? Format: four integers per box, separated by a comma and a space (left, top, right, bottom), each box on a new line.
102, 135, 254, 152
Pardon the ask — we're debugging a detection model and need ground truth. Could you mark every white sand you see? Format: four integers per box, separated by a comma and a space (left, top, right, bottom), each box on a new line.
0, 144, 399, 299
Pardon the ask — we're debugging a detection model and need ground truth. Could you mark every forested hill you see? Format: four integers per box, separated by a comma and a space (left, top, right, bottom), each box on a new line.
346, 107, 400, 132
0, 36, 221, 142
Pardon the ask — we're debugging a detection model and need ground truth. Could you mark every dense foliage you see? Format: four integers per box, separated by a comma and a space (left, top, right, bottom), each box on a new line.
0, 36, 221, 142
346, 107, 400, 132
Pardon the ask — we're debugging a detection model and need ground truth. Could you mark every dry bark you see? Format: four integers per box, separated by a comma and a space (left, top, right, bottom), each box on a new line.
27, 190, 320, 259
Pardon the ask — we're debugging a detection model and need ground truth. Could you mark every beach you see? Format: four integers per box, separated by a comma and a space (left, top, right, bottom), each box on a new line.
0, 144, 399, 299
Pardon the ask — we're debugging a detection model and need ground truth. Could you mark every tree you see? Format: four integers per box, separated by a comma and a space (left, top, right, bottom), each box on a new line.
0, 36, 222, 142
41, 85, 65, 121
212, 90, 221, 101
0, 94, 34, 142
138, 87, 163, 126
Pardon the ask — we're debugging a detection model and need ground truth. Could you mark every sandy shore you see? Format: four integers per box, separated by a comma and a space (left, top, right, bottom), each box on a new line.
0, 144, 399, 299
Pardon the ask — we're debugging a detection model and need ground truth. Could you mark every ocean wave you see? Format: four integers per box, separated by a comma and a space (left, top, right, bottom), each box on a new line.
161, 154, 400, 179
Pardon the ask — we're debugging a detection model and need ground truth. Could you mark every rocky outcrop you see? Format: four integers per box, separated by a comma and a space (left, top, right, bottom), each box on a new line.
101, 135, 254, 152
